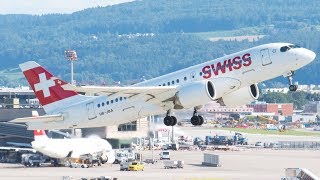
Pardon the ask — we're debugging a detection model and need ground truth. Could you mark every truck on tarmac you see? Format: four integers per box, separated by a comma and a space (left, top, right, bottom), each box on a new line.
163, 160, 184, 169
21, 153, 44, 167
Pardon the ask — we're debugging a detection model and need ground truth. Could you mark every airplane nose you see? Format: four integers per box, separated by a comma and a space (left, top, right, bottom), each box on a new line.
295, 48, 316, 64
303, 49, 316, 62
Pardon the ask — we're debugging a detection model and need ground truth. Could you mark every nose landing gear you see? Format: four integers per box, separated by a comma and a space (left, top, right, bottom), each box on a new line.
286, 71, 298, 92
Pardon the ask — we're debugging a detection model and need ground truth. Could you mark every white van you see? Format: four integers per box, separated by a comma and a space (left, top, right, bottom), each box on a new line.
159, 151, 170, 160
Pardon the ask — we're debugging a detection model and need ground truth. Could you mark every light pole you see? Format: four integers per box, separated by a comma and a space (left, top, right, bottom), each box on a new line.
151, 115, 155, 162
171, 124, 174, 144
65, 50, 78, 85
139, 118, 141, 162
65, 50, 78, 136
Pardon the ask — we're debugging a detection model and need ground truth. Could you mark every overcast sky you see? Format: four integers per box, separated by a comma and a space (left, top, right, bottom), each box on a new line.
0, 0, 134, 15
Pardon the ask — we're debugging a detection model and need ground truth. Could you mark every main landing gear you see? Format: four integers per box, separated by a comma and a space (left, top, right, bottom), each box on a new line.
191, 108, 204, 126
163, 110, 177, 126
163, 108, 204, 126
287, 71, 298, 92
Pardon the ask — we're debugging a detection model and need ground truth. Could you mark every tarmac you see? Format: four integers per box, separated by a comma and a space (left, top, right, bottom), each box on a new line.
1, 125, 320, 180
0, 149, 319, 180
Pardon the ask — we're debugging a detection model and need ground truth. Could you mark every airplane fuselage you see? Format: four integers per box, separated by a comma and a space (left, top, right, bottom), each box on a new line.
31, 137, 112, 159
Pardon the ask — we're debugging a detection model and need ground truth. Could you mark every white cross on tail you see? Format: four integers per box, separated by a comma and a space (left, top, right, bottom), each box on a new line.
34, 73, 55, 98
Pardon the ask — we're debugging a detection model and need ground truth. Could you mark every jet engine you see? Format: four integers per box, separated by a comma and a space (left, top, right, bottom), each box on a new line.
221, 84, 259, 107
101, 150, 116, 164
174, 78, 242, 109
174, 80, 215, 109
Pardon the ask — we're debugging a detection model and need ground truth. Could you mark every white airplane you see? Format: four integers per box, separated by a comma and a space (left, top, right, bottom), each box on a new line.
11, 43, 316, 129
31, 130, 115, 164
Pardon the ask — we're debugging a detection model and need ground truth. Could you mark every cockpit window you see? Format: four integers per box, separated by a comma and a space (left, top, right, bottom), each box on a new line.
280, 44, 301, 52
280, 46, 290, 52
289, 44, 300, 48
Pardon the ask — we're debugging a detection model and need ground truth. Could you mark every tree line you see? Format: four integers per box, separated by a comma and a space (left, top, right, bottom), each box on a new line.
0, 0, 319, 87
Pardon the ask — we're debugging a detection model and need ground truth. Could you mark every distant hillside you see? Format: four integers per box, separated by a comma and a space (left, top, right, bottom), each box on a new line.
0, 0, 319, 87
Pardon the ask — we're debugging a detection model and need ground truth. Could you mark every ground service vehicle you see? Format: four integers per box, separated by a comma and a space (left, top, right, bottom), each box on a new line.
114, 152, 128, 164
144, 158, 157, 164
163, 160, 184, 169
128, 162, 144, 171
160, 151, 170, 160
21, 153, 44, 167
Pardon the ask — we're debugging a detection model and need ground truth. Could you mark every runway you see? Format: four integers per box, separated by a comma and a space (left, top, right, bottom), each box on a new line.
0, 149, 319, 180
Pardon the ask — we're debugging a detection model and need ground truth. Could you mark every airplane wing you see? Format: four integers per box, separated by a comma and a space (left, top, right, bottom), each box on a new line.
6, 142, 32, 148
0, 146, 36, 153
10, 114, 63, 123
62, 84, 177, 101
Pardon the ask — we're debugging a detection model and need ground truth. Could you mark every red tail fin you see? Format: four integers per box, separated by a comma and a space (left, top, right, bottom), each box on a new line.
34, 130, 46, 136
20, 61, 78, 111
34, 130, 48, 140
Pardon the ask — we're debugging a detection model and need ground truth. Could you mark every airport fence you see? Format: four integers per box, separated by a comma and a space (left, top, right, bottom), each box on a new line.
277, 141, 320, 149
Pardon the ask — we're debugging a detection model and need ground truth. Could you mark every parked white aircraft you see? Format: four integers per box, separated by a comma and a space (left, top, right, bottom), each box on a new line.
11, 43, 316, 129
31, 130, 115, 164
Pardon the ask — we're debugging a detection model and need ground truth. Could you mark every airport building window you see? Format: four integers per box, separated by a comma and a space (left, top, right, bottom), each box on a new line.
118, 121, 137, 131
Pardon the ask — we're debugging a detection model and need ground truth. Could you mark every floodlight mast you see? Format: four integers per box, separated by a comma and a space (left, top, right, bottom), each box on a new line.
65, 50, 77, 85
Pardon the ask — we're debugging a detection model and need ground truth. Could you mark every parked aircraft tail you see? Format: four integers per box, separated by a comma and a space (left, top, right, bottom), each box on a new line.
33, 130, 48, 141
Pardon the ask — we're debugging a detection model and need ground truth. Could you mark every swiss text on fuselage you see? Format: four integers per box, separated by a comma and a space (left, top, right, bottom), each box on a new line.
202, 53, 252, 79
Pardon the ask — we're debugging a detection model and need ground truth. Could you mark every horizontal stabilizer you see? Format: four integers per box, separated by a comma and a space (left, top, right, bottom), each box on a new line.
10, 114, 63, 123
